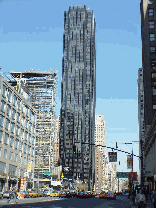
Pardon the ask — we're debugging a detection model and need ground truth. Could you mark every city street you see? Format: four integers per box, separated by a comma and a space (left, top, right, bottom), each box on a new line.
0, 195, 134, 208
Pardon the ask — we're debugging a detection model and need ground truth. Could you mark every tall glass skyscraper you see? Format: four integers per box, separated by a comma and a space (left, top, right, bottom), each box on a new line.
59, 5, 96, 188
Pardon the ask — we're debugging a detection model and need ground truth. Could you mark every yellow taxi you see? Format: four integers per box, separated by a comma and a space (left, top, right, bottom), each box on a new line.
50, 190, 60, 197
28, 190, 38, 198
99, 191, 108, 198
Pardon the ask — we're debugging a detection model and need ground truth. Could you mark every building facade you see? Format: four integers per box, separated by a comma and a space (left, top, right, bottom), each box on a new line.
94, 115, 105, 193
0, 75, 36, 191
137, 68, 145, 186
59, 6, 96, 189
53, 115, 62, 180
140, 0, 156, 191
10, 70, 58, 188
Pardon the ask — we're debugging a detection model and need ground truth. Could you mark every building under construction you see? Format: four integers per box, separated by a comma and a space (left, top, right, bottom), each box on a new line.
9, 69, 58, 187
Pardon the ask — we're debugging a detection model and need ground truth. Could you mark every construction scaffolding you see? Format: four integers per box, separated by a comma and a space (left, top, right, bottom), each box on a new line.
10, 69, 58, 184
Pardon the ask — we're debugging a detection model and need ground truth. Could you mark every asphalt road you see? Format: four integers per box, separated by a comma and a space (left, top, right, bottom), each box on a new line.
0, 195, 134, 208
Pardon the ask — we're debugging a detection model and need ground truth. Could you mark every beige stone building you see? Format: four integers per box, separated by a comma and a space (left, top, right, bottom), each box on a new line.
94, 115, 105, 193
53, 115, 62, 180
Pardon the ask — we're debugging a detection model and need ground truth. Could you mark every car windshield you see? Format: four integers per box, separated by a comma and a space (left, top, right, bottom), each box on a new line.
108, 192, 114, 195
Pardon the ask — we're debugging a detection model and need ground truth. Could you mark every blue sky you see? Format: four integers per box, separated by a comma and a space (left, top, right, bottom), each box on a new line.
0, 0, 142, 174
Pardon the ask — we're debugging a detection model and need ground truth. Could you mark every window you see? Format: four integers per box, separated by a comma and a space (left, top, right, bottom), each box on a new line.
29, 122, 32, 132
21, 129, 24, 139
16, 125, 19, 136
150, 59, 156, 68
13, 95, 17, 106
33, 125, 35, 134
33, 113, 36, 123
26, 120, 28, 128
23, 157, 26, 165
8, 90, 12, 102
26, 106, 28, 117
2, 85, 6, 98
15, 139, 19, 149
4, 133, 9, 145
14, 154, 17, 162
0, 115, 4, 128
10, 136, 14, 148
150, 34, 155, 41
20, 142, 23, 152
150, 47, 155, 53
25, 131, 28, 141
29, 134, 31, 143
17, 112, 20, 123
30, 110, 32, 118
148, 9, 153, 16
0, 130, 3, 143
12, 108, 16, 120
32, 136, 35, 145
31, 148, 34, 156
17, 99, 21, 111
5, 119, 10, 131
7, 105, 11, 117
9, 152, 13, 160
28, 146, 31, 154
149, 21, 154, 28
1, 100, 6, 112
4, 149, 7, 159
21, 117, 24, 127
22, 103, 25, 113
24, 144, 26, 154
9, 164, 17, 176
11, 122, 15, 133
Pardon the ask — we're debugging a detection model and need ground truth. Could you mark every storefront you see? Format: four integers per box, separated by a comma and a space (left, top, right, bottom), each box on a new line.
0, 174, 7, 190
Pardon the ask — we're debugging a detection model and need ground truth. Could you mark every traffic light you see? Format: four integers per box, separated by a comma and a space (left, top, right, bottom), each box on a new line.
152, 67, 156, 88
116, 142, 118, 148
73, 145, 76, 154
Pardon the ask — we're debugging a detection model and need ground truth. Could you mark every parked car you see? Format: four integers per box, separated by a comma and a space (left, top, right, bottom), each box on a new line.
106, 192, 116, 200
28, 190, 38, 198
99, 191, 108, 199
76, 191, 88, 198
50, 190, 60, 197
86, 191, 94, 198
0, 190, 3, 199
59, 190, 72, 198
3, 191, 13, 199
37, 190, 44, 197
69, 190, 77, 197
43, 190, 51, 197
24, 191, 30, 198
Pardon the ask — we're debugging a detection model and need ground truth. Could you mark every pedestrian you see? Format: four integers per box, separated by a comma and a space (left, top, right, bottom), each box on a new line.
135, 189, 146, 208
151, 190, 156, 208
144, 186, 148, 202
132, 189, 136, 206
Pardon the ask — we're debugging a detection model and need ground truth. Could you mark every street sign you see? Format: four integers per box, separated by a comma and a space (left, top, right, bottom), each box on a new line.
129, 172, 137, 181
61, 173, 64, 179
127, 155, 132, 169
108, 152, 117, 162
117, 172, 130, 178
44, 172, 52, 175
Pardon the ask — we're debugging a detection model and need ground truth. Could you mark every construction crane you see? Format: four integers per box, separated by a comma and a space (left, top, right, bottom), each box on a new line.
49, 68, 59, 73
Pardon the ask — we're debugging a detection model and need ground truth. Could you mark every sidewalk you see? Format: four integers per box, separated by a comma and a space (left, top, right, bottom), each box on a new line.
127, 196, 154, 208
145, 201, 154, 208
